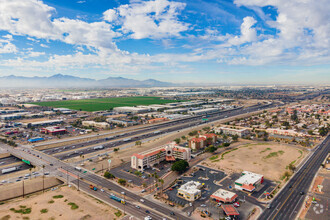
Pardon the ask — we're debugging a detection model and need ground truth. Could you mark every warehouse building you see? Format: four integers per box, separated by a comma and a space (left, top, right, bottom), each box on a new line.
210, 189, 238, 203
164, 108, 188, 114
188, 108, 219, 115
23, 119, 63, 128
177, 181, 202, 201
131, 142, 191, 171
113, 106, 150, 114
215, 127, 250, 138
234, 171, 264, 192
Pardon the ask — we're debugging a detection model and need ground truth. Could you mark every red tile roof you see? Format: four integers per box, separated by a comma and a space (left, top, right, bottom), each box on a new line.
222, 205, 239, 216
242, 184, 255, 192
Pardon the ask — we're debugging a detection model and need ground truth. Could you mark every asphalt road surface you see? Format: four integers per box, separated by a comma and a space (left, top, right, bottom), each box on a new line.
258, 135, 330, 220
48, 102, 278, 160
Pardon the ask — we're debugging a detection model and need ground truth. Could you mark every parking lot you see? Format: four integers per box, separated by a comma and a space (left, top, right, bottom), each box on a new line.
164, 165, 263, 219
110, 161, 172, 186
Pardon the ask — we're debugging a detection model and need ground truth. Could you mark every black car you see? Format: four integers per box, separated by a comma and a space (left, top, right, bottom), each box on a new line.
300, 191, 304, 195
145, 210, 150, 213
289, 185, 292, 188
170, 212, 175, 216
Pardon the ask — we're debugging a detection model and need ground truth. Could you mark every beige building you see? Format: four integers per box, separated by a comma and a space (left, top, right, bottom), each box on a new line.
82, 121, 110, 129
177, 181, 202, 201
215, 127, 250, 137
131, 142, 191, 171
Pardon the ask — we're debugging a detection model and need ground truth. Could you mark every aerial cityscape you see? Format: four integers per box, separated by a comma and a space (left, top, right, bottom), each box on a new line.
0, 1, 329, 220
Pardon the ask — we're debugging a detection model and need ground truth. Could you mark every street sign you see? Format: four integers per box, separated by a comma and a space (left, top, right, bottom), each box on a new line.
22, 159, 31, 165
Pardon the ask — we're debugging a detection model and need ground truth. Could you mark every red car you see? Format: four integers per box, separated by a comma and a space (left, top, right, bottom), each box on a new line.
169, 188, 173, 191
234, 202, 240, 207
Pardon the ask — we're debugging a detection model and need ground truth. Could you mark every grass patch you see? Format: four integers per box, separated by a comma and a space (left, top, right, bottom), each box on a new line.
40, 209, 48, 214
264, 150, 284, 159
209, 155, 219, 161
114, 210, 122, 217
68, 202, 79, 210
260, 147, 272, 153
298, 150, 303, 159
48, 200, 54, 204
212, 159, 220, 163
31, 96, 179, 112
53, 195, 64, 199
10, 207, 32, 214
221, 148, 238, 160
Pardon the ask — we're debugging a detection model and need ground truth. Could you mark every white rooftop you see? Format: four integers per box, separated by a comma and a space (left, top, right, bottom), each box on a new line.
235, 171, 263, 185
178, 181, 202, 194
211, 189, 237, 199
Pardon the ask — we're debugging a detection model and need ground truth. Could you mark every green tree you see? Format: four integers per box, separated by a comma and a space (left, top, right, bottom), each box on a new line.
205, 145, 217, 153
232, 134, 239, 142
118, 178, 127, 186
307, 130, 314, 135
171, 160, 189, 173
104, 171, 115, 179
174, 138, 181, 144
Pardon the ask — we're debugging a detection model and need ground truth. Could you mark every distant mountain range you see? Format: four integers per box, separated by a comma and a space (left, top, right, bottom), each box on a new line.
0, 74, 174, 88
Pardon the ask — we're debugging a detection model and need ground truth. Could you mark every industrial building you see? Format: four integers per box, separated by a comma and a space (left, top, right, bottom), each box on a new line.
177, 181, 202, 201
234, 171, 264, 192
215, 127, 250, 138
188, 108, 219, 115
22, 119, 63, 128
147, 117, 168, 124
113, 106, 150, 114
210, 189, 238, 203
131, 142, 191, 171
164, 108, 188, 114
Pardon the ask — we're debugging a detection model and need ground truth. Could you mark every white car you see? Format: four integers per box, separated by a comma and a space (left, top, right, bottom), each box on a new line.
140, 199, 145, 203
100, 189, 105, 192
200, 204, 206, 207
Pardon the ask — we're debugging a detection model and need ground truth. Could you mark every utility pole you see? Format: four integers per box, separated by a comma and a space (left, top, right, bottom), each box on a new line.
77, 173, 80, 191
66, 168, 69, 185
22, 180, 24, 198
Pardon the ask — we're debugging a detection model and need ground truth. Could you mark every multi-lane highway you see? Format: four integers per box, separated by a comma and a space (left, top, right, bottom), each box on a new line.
258, 135, 330, 220
41, 102, 277, 160
1, 102, 282, 219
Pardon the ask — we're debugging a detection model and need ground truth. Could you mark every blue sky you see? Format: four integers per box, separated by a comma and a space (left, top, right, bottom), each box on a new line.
0, 0, 329, 84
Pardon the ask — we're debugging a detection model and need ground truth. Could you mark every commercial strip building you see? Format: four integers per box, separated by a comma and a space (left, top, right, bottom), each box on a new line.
131, 142, 191, 171
41, 126, 67, 135
177, 181, 203, 201
82, 121, 110, 129
106, 119, 136, 127
234, 171, 264, 192
210, 189, 238, 203
214, 127, 250, 138
147, 117, 168, 124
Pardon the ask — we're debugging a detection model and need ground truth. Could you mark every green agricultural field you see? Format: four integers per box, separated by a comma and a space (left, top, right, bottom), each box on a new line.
31, 96, 178, 112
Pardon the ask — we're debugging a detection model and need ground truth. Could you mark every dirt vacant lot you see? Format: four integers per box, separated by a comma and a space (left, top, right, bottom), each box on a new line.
0, 186, 120, 220
203, 142, 307, 181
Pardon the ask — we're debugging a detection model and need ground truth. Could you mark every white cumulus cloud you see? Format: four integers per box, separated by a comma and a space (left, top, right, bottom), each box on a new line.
103, 0, 189, 39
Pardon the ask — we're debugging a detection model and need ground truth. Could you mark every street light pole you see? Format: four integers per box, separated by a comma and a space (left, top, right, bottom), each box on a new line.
77, 173, 80, 191
22, 180, 24, 198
